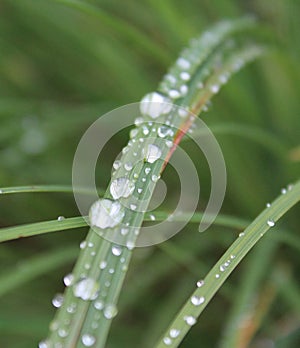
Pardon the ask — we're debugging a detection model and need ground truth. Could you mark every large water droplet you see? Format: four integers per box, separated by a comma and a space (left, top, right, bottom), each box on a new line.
140, 92, 172, 119
73, 278, 100, 301
89, 199, 124, 229
143, 144, 162, 163
82, 333, 96, 347
103, 304, 118, 319
52, 293, 64, 308
110, 177, 135, 199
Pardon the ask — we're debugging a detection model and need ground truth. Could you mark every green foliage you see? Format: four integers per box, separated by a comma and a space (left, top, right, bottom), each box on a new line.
0, 1, 299, 347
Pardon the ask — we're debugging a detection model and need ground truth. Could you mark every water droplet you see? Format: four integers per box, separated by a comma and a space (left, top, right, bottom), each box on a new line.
165, 140, 173, 148
178, 108, 189, 117
168, 89, 181, 99
103, 304, 118, 319
267, 219, 275, 227
52, 293, 64, 308
210, 85, 220, 94
112, 245, 122, 256
122, 146, 129, 154
143, 144, 162, 163
180, 85, 188, 95
130, 204, 137, 211
67, 303, 77, 313
63, 273, 74, 287
88, 242, 94, 248
281, 188, 287, 194
196, 280, 204, 288
137, 188, 143, 194
73, 278, 100, 301
113, 160, 122, 170
99, 260, 107, 269
177, 57, 191, 69
163, 337, 172, 345
120, 228, 129, 236
140, 92, 172, 119
126, 241, 135, 250
191, 295, 205, 306
57, 216, 65, 221
180, 71, 191, 81
197, 82, 204, 89
230, 254, 236, 259
110, 177, 135, 199
94, 300, 104, 310
130, 128, 138, 138
142, 126, 150, 135
134, 117, 144, 126
89, 199, 124, 229
215, 274, 220, 278
266, 203, 271, 208
288, 184, 293, 191
239, 232, 245, 237
151, 174, 160, 182
184, 315, 196, 326
0, 189, 3, 194
145, 167, 151, 175
170, 329, 180, 338
124, 162, 133, 171
58, 328, 68, 338
82, 333, 96, 347
158, 125, 172, 138
38, 340, 50, 348
149, 214, 156, 221
80, 240, 87, 249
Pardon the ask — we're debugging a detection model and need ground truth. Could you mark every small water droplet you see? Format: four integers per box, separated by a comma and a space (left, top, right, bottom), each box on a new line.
180, 71, 191, 81
163, 337, 172, 345
266, 203, 271, 208
210, 84, 220, 94
89, 199, 124, 229
196, 280, 204, 288
130, 128, 138, 138
103, 304, 118, 319
80, 240, 87, 249
82, 333, 96, 347
177, 57, 191, 69
67, 303, 77, 313
158, 125, 172, 138
57, 216, 65, 221
230, 254, 236, 259
281, 188, 287, 194
142, 126, 150, 135
170, 329, 180, 338
52, 293, 64, 308
239, 232, 245, 237
94, 300, 104, 310
191, 295, 205, 306
143, 144, 162, 163
151, 174, 160, 182
130, 204, 137, 211
184, 315, 196, 326
134, 117, 144, 126
215, 274, 220, 279
110, 177, 135, 199
126, 241, 135, 250
145, 167, 151, 175
124, 162, 133, 171
137, 188, 143, 194
121, 228, 129, 235
113, 160, 122, 170
168, 89, 181, 99
63, 273, 74, 287
180, 85, 188, 95
99, 260, 107, 269
0, 189, 3, 194
267, 219, 275, 227
58, 328, 68, 338
112, 245, 122, 256
73, 278, 100, 301
149, 214, 156, 221
165, 140, 173, 148
38, 340, 50, 348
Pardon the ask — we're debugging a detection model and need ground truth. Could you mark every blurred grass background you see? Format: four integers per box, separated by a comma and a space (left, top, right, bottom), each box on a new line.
0, 0, 299, 347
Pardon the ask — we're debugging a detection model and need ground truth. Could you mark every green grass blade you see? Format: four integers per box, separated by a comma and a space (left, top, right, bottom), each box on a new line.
155, 180, 300, 348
